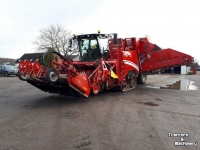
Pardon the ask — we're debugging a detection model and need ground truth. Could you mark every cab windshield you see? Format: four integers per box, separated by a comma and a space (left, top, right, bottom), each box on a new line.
78, 38, 101, 62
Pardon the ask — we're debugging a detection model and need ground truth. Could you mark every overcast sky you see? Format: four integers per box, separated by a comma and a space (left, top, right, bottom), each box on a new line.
0, 0, 200, 62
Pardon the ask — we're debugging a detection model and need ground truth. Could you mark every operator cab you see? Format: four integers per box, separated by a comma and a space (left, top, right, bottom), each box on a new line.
71, 34, 113, 62
78, 35, 100, 61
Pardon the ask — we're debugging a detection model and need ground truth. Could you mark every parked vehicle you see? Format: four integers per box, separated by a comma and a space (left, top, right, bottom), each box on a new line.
0, 65, 18, 76
196, 67, 200, 71
17, 32, 193, 97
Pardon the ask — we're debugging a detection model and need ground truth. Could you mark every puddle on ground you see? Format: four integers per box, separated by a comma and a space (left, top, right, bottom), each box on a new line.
155, 98, 162, 101
137, 102, 159, 106
146, 79, 198, 91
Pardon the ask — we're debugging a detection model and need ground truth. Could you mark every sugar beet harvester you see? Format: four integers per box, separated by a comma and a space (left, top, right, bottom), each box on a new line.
18, 33, 193, 97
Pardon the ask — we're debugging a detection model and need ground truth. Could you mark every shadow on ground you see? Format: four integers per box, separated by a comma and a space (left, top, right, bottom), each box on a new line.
22, 88, 127, 109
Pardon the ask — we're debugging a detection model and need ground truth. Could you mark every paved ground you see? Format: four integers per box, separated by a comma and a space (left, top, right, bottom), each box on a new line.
0, 73, 199, 150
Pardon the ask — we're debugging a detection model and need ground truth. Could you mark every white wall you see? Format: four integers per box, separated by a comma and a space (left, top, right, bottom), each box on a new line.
181, 66, 187, 74
181, 65, 191, 74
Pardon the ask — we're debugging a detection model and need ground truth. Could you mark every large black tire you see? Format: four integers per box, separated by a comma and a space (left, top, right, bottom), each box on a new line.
137, 74, 147, 84
17, 71, 27, 81
100, 81, 106, 92
46, 68, 59, 83
130, 77, 137, 89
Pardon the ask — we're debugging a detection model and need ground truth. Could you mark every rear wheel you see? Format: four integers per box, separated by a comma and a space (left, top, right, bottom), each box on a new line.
100, 81, 106, 92
130, 77, 137, 89
46, 68, 59, 83
137, 74, 147, 84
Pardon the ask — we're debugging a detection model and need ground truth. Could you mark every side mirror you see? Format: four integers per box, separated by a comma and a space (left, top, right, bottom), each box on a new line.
113, 33, 118, 44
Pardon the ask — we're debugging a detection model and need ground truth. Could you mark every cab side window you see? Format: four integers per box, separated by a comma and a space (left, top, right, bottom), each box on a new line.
90, 39, 100, 60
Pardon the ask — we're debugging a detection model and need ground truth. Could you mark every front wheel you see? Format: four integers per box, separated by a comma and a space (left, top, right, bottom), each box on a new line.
46, 68, 59, 83
4, 72, 8, 77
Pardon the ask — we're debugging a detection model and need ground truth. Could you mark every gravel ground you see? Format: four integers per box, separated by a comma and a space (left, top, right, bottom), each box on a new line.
0, 73, 199, 150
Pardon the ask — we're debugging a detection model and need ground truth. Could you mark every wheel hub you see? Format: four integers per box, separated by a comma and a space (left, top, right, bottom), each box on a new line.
50, 72, 58, 81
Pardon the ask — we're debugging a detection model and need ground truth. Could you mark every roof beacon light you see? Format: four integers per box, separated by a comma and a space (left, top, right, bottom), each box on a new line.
98, 30, 100, 34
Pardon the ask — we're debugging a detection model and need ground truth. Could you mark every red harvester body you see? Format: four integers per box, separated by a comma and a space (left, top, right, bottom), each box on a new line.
18, 33, 193, 97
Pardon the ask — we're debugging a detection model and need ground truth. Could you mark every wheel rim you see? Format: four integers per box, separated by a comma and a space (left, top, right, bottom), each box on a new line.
49, 71, 58, 82
130, 78, 136, 88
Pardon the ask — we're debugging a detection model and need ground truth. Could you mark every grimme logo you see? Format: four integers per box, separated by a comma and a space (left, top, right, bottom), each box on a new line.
168, 133, 197, 147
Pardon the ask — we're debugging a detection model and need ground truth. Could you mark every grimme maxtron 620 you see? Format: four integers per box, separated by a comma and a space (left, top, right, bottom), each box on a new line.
18, 32, 193, 97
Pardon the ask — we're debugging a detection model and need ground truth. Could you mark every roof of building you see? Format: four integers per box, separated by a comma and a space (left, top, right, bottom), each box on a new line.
0, 58, 17, 65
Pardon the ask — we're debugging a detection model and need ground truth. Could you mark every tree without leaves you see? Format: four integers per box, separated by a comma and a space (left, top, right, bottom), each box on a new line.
0, 58, 4, 64
33, 24, 72, 56
193, 57, 199, 64
191, 57, 199, 68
